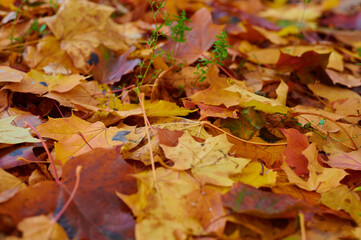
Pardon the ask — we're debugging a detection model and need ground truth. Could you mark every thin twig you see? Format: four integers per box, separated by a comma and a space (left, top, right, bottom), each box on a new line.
138, 93, 158, 190
202, 121, 288, 146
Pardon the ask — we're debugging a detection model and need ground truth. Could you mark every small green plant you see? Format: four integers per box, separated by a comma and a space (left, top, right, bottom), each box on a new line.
194, 30, 231, 81
169, 10, 192, 43
137, 1, 168, 85
28, 19, 48, 35
137, 2, 192, 85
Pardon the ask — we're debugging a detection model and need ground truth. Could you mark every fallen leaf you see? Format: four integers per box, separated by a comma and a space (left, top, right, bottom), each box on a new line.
92, 46, 140, 84
0, 66, 25, 83
24, 36, 78, 74
37, 114, 142, 163
275, 51, 330, 84
42, 0, 131, 70
11, 215, 68, 240
326, 69, 361, 88
161, 132, 250, 186
233, 161, 278, 188
225, 84, 290, 114
282, 143, 348, 193
308, 82, 361, 102
222, 182, 312, 218
117, 168, 226, 240
0, 116, 40, 144
27, 70, 84, 93
58, 147, 136, 240
0, 181, 59, 224
281, 128, 310, 176
161, 8, 224, 64
218, 108, 266, 140
198, 103, 238, 120
0, 146, 37, 169
190, 65, 241, 108
0, 168, 26, 203
320, 185, 361, 225
326, 148, 361, 170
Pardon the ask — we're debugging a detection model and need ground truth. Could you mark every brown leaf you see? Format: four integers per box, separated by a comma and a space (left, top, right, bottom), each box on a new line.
161, 8, 224, 64
58, 147, 136, 240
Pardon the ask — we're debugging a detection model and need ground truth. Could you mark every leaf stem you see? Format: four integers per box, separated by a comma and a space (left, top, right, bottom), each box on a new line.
52, 165, 82, 224
138, 92, 158, 189
25, 122, 62, 185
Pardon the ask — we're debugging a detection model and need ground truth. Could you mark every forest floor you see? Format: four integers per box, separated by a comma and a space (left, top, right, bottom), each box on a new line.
0, 0, 361, 239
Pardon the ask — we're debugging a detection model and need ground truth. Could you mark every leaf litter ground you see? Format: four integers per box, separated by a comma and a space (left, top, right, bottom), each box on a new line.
0, 0, 361, 239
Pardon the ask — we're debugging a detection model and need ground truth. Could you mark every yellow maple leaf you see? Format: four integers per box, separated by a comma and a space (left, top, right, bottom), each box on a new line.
27, 70, 84, 93
233, 162, 277, 188
190, 65, 241, 108
282, 143, 348, 193
42, 0, 140, 70
117, 168, 226, 240
0, 66, 25, 83
37, 114, 143, 163
320, 185, 361, 225
161, 132, 250, 186
12, 215, 68, 240
0, 168, 26, 203
0, 116, 40, 144
225, 84, 290, 114
24, 35, 78, 74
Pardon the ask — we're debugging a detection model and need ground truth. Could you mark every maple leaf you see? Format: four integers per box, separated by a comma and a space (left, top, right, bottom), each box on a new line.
117, 168, 226, 240
307, 82, 361, 103
110, 100, 196, 118
42, 0, 138, 70
232, 162, 277, 188
281, 143, 348, 193
161, 132, 250, 186
0, 146, 38, 169
320, 185, 361, 225
281, 128, 310, 176
26, 70, 84, 93
190, 65, 242, 108
12, 215, 68, 240
24, 36, 78, 74
326, 69, 361, 88
326, 148, 361, 170
219, 108, 266, 140
0, 181, 59, 224
92, 46, 140, 84
197, 103, 238, 120
58, 147, 136, 239
190, 65, 289, 114
3, 70, 101, 108
275, 51, 330, 84
0, 116, 40, 144
222, 182, 312, 218
161, 8, 224, 64
0, 66, 25, 83
225, 83, 290, 114
0, 168, 26, 203
36, 114, 143, 163
247, 45, 344, 71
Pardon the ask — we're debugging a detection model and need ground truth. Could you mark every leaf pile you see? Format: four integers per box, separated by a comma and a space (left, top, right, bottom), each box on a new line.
0, 0, 361, 239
